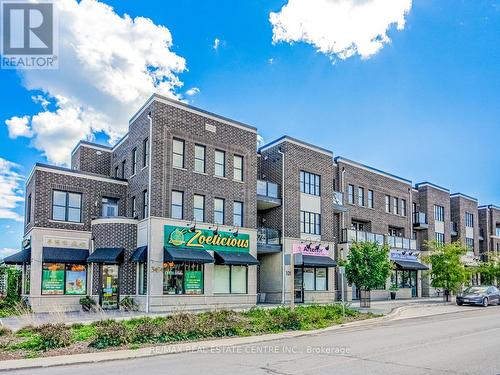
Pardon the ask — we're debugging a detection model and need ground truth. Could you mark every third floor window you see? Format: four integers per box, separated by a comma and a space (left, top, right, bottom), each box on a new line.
348, 184, 355, 204
143, 138, 149, 168
233, 155, 243, 181
300, 171, 320, 196
358, 187, 365, 206
465, 212, 474, 228
434, 205, 445, 222
172, 139, 185, 168
215, 150, 225, 177
368, 190, 374, 209
131, 148, 137, 175
385, 195, 391, 213
194, 144, 206, 173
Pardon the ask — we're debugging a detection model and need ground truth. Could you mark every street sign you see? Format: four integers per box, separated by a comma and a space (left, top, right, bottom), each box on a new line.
338, 266, 345, 275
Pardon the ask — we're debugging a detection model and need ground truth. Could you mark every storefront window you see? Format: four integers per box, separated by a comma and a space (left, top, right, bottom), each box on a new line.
301, 267, 328, 291
315, 268, 327, 291
303, 268, 315, 290
42, 263, 87, 295
24, 265, 30, 295
214, 265, 247, 294
138, 263, 146, 295
163, 262, 203, 295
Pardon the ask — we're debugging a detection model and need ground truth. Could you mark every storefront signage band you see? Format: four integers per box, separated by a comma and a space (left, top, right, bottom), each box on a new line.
293, 244, 329, 257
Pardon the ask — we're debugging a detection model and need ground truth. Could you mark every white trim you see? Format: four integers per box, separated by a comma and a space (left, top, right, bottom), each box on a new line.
48, 219, 85, 226
27, 165, 128, 186
112, 134, 129, 152
450, 193, 478, 202
91, 217, 138, 225
129, 95, 257, 134
71, 142, 112, 156
415, 182, 449, 193
260, 137, 333, 157
338, 158, 412, 185
24, 226, 91, 237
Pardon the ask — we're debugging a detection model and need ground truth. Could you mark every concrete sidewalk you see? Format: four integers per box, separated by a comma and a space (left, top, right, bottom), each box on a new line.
350, 296, 446, 315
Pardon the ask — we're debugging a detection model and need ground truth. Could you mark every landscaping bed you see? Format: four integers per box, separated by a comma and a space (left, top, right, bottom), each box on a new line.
0, 304, 375, 360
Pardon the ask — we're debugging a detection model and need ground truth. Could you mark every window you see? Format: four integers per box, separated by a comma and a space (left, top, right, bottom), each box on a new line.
385, 195, 391, 213
389, 227, 404, 237
52, 191, 82, 222
193, 195, 205, 222
172, 138, 185, 168
435, 232, 445, 245
215, 150, 225, 177
214, 265, 247, 294
214, 198, 225, 224
138, 263, 146, 295
368, 190, 374, 209
300, 171, 321, 196
101, 197, 119, 217
300, 211, 321, 235
466, 237, 474, 250
142, 190, 148, 218
434, 205, 445, 222
26, 193, 32, 223
194, 144, 206, 173
143, 138, 149, 168
114, 166, 119, 178
171, 191, 184, 219
351, 221, 365, 231
465, 212, 474, 228
497, 225, 500, 237
131, 148, 137, 175
233, 201, 243, 227
348, 185, 355, 204
393, 197, 399, 215
413, 202, 417, 214
121, 160, 126, 178
303, 267, 327, 291
233, 155, 243, 181
358, 187, 365, 206
131, 196, 137, 218
401, 199, 407, 217
41, 263, 87, 295
163, 262, 203, 295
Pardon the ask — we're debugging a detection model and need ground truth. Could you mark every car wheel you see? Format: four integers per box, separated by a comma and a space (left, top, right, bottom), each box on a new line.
483, 297, 489, 307
457, 301, 463, 306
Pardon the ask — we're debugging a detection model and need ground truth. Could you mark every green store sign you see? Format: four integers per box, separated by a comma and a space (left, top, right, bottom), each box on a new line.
164, 225, 250, 252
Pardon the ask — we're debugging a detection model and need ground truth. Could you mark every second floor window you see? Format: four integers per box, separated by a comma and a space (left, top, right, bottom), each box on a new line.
131, 196, 137, 218
143, 190, 148, 218
194, 144, 206, 173
131, 148, 137, 175
434, 205, 444, 222
348, 184, 355, 204
301, 211, 321, 235
465, 212, 474, 227
385, 195, 391, 213
435, 232, 445, 245
172, 138, 185, 168
358, 187, 365, 206
300, 171, 320, 196
215, 150, 225, 177
143, 138, 149, 168
233, 155, 243, 181
121, 160, 126, 178
393, 197, 399, 215
52, 190, 82, 223
193, 194, 205, 222
102, 197, 119, 217
233, 201, 243, 227
368, 190, 374, 209
171, 191, 184, 219
214, 198, 225, 224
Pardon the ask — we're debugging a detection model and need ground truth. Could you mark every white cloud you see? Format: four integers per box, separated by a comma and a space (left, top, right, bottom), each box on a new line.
0, 248, 20, 260
270, 0, 412, 60
213, 38, 220, 50
185, 87, 200, 96
4, 0, 186, 165
0, 158, 24, 222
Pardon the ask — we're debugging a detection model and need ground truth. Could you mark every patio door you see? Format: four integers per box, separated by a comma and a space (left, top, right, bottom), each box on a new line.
294, 267, 303, 303
100, 264, 119, 310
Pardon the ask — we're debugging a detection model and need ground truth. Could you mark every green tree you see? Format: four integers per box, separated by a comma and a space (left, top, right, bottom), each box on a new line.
422, 241, 468, 301
478, 252, 500, 285
344, 241, 392, 306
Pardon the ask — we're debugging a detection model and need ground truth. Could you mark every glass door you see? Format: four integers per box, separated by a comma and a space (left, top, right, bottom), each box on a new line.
100, 264, 119, 310
409, 270, 417, 297
294, 267, 303, 303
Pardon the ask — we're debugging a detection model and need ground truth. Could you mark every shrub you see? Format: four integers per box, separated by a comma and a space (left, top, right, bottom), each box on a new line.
130, 319, 158, 344
90, 321, 129, 349
119, 297, 138, 312
197, 310, 246, 337
79, 296, 96, 312
0, 326, 11, 337
157, 313, 199, 342
35, 323, 72, 350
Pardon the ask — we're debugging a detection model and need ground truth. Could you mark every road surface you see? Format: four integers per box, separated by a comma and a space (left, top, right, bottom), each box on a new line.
12, 304, 500, 375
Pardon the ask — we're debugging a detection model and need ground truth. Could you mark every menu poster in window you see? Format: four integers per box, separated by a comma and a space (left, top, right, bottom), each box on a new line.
65, 266, 86, 295
42, 267, 64, 295
184, 271, 203, 295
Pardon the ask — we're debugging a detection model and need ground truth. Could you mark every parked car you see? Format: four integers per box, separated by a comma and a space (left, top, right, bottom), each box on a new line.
456, 286, 500, 307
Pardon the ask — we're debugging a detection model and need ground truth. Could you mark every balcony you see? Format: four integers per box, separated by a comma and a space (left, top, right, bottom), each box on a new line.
341, 229, 384, 244
257, 180, 281, 210
413, 212, 429, 230
387, 236, 417, 251
257, 227, 282, 254
333, 191, 347, 213
451, 222, 458, 237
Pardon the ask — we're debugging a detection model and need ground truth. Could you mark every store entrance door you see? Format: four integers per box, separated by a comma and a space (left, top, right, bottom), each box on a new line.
294, 267, 303, 303
100, 264, 119, 310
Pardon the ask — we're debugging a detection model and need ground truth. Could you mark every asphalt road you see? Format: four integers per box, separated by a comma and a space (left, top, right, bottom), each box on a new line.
12, 305, 500, 375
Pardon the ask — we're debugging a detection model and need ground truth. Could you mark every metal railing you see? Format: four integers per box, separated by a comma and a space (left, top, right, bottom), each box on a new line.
387, 236, 417, 250
257, 180, 279, 199
341, 229, 416, 250
413, 212, 427, 225
257, 227, 281, 245
333, 191, 344, 205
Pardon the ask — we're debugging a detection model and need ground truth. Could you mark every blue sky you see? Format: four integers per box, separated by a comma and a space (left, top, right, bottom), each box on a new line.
0, 0, 499, 256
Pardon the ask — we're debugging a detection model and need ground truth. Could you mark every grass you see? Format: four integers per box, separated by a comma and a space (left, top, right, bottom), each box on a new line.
0, 304, 375, 359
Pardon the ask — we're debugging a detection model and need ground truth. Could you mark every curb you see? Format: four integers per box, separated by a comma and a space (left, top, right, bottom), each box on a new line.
0, 307, 405, 372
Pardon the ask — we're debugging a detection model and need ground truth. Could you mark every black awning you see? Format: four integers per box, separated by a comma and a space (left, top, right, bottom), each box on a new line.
3, 248, 31, 264
87, 248, 124, 264
214, 251, 259, 265
163, 247, 214, 264
43, 247, 89, 264
130, 246, 147, 262
394, 260, 429, 270
302, 255, 337, 267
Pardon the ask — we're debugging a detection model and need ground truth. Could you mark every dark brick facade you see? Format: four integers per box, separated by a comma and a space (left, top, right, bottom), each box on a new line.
479, 206, 500, 255
450, 194, 480, 254
71, 142, 112, 176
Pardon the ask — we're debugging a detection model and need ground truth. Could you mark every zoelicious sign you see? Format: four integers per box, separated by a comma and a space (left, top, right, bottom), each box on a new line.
164, 225, 250, 252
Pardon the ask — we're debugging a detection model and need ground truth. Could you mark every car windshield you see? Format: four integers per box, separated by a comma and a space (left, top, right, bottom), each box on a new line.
464, 287, 488, 294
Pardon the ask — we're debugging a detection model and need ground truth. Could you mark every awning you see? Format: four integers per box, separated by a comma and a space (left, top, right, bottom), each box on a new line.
393, 260, 428, 270
130, 246, 147, 262
302, 255, 337, 267
214, 251, 259, 265
87, 248, 124, 264
43, 247, 89, 264
2, 248, 31, 264
163, 247, 214, 264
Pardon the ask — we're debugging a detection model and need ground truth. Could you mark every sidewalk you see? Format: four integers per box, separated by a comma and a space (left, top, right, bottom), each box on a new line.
350, 296, 446, 315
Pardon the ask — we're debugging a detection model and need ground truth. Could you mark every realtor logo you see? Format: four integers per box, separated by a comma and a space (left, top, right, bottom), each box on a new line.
1, 0, 58, 69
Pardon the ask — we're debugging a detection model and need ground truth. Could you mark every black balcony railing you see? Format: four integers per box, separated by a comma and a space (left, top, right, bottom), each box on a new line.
257, 227, 281, 245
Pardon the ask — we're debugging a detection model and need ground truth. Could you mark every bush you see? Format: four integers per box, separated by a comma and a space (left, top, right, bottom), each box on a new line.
197, 310, 246, 337
119, 297, 138, 312
35, 324, 72, 350
79, 296, 96, 312
0, 326, 11, 337
130, 319, 158, 344
90, 321, 129, 349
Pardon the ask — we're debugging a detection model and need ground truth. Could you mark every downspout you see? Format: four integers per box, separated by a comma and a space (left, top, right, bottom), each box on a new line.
278, 148, 285, 305
146, 111, 153, 313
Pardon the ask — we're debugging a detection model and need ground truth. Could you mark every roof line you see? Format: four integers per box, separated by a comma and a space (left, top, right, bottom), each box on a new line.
70, 140, 112, 156
335, 156, 412, 184
415, 181, 450, 193
479, 204, 500, 210
450, 192, 478, 202
258, 135, 333, 156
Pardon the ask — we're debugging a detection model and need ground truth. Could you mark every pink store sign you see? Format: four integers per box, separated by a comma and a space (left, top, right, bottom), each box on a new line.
292, 244, 329, 257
